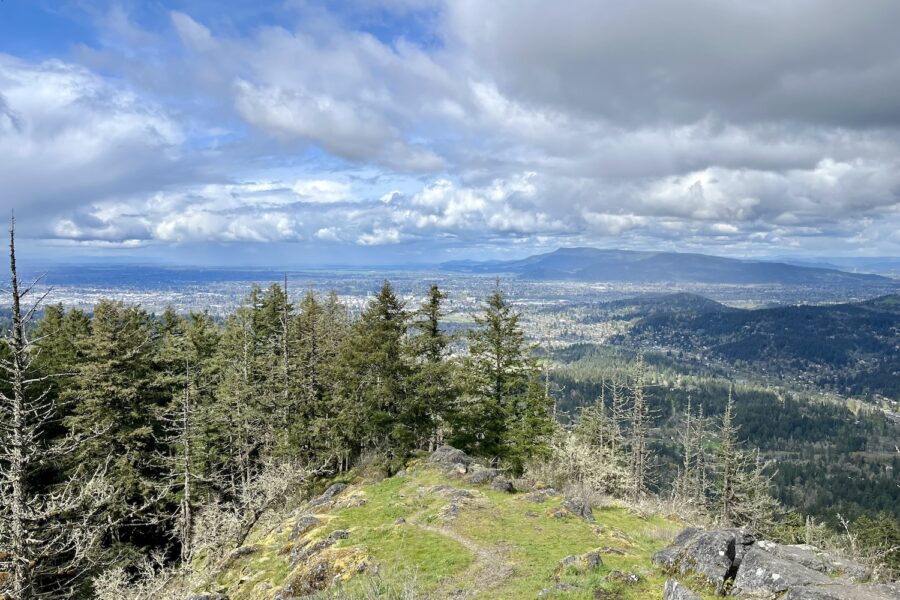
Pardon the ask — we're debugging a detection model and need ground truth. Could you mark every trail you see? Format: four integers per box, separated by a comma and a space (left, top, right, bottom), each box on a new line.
411, 521, 515, 598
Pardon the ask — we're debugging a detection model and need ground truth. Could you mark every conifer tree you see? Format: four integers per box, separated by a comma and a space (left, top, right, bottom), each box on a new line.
334, 281, 412, 457
716, 386, 740, 522
156, 312, 220, 564
65, 300, 167, 554
457, 284, 552, 471
409, 284, 456, 450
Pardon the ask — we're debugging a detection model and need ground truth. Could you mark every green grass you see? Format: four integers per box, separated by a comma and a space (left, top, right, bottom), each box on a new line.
196, 463, 705, 599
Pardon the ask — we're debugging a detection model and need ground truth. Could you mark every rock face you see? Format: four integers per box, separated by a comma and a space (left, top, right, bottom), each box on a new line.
652, 527, 754, 594
654, 527, 882, 599
663, 579, 701, 600
731, 545, 831, 596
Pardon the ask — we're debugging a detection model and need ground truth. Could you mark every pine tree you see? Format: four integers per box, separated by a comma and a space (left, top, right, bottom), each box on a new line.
457, 284, 552, 471
334, 281, 412, 458
409, 284, 456, 450
65, 300, 167, 555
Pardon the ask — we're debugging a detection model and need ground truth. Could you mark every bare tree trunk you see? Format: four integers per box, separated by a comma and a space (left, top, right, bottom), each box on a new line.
7, 217, 31, 599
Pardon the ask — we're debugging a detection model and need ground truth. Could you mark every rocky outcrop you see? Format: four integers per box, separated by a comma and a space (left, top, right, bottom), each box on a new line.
308, 483, 348, 509
654, 527, 880, 599
731, 545, 831, 596
652, 527, 754, 594
289, 515, 320, 540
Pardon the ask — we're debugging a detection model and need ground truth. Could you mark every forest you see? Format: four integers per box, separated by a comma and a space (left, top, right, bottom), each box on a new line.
1, 227, 897, 599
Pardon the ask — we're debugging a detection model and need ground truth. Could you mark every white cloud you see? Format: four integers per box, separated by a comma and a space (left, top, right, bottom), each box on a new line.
357, 227, 402, 245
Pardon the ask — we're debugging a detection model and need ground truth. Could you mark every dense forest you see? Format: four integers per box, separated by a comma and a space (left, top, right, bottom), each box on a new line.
1, 228, 898, 598
594, 292, 900, 399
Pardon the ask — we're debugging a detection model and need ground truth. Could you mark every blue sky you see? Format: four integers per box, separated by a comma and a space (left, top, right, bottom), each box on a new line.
3, 0, 900, 266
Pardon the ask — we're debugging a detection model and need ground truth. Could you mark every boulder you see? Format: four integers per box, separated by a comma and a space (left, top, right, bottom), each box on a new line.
525, 488, 558, 503
465, 466, 499, 484
556, 549, 603, 575
429, 445, 473, 471
562, 497, 594, 522
782, 582, 900, 600
662, 579, 701, 600
605, 571, 641, 585
731, 545, 831, 596
490, 477, 515, 493
651, 528, 754, 594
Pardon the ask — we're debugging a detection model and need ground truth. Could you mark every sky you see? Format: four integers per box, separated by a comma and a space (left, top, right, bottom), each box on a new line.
2, 0, 900, 266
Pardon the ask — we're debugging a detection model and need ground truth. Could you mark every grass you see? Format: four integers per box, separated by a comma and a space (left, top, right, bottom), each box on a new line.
195, 463, 715, 599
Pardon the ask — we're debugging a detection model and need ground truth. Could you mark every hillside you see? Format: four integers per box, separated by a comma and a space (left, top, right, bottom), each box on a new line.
440, 247, 897, 285
604, 293, 900, 399
186, 451, 688, 600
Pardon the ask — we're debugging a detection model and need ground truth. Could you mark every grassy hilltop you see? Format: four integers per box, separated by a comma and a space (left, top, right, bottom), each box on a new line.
189, 458, 695, 600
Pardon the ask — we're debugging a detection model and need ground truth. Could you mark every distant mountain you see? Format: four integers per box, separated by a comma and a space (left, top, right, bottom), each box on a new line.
440, 247, 896, 284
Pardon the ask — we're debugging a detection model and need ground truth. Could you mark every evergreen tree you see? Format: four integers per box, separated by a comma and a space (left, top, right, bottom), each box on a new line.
409, 284, 456, 450
65, 300, 167, 557
334, 281, 413, 458
156, 311, 220, 563
627, 355, 651, 499
456, 284, 552, 472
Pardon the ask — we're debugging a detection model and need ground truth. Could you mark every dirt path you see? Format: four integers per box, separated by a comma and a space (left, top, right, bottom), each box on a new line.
411, 521, 515, 598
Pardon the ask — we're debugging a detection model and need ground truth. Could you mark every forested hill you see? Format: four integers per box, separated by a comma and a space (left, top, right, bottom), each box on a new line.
607, 293, 900, 399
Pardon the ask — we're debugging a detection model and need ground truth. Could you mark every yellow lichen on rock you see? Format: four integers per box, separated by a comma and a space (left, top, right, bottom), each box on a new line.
279, 546, 374, 598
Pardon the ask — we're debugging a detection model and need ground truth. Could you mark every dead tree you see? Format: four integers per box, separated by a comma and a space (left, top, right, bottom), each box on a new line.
0, 218, 110, 599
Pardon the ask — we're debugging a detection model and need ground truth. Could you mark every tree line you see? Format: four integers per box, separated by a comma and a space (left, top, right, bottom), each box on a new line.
0, 224, 553, 598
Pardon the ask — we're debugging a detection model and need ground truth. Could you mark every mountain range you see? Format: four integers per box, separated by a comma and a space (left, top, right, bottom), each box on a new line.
441, 247, 897, 284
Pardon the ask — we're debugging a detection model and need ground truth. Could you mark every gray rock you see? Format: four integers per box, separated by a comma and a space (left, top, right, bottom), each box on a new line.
731, 545, 831, 596
651, 528, 754, 594
328, 529, 350, 541
662, 579, 701, 600
754, 541, 870, 581
290, 515, 320, 540
490, 477, 515, 493
782, 582, 900, 600
561, 497, 594, 522
465, 466, 499, 484
584, 550, 603, 570
429, 445, 473, 469
308, 483, 347, 508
